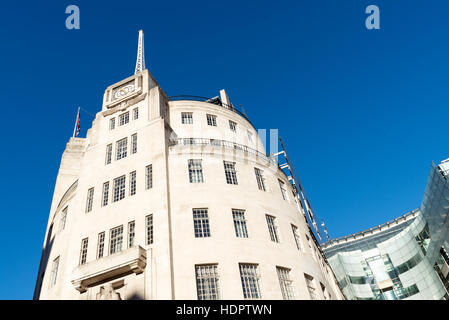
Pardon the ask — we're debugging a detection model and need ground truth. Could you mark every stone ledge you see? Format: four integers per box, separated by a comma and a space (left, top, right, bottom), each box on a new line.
71, 245, 147, 293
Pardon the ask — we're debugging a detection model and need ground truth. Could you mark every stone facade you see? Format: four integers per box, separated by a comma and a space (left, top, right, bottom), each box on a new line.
33, 50, 344, 300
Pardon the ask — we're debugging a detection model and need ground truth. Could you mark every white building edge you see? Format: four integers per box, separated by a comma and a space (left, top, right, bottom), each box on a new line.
33, 30, 344, 300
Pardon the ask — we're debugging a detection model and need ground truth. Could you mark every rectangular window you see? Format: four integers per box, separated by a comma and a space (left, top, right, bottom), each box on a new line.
109, 118, 115, 130
195, 264, 220, 300
279, 180, 288, 201
182, 112, 193, 124
110, 225, 123, 254
305, 235, 317, 261
277, 267, 295, 300
113, 175, 126, 202
102, 182, 109, 207
229, 120, 237, 132
128, 221, 135, 248
254, 168, 266, 191
146, 214, 153, 245
239, 264, 261, 299
133, 107, 139, 120
145, 164, 153, 189
59, 207, 67, 232
116, 138, 128, 160
97, 232, 105, 259
232, 209, 248, 238
305, 274, 318, 300
188, 159, 204, 183
49, 256, 59, 288
224, 161, 238, 185
193, 208, 211, 238
292, 225, 303, 251
131, 133, 137, 154
130, 171, 136, 196
79, 238, 88, 265
206, 114, 217, 126
320, 283, 330, 300
266, 215, 280, 243
118, 112, 129, 126
86, 188, 94, 213
105, 144, 112, 165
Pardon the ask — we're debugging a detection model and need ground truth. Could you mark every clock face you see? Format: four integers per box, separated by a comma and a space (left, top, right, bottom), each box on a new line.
113, 84, 135, 99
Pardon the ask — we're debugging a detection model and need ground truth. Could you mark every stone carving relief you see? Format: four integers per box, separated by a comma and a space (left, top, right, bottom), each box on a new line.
96, 283, 122, 300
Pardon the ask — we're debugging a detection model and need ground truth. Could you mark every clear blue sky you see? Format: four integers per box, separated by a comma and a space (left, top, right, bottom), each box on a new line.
1, 0, 448, 299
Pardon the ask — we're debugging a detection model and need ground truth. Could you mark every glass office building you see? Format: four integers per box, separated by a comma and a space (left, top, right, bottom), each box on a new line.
322, 159, 449, 300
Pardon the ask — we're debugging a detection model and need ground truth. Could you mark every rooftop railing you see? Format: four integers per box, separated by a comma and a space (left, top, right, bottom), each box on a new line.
321, 209, 420, 248
169, 95, 254, 127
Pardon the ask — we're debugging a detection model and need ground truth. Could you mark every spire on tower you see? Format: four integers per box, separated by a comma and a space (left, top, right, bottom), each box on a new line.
134, 30, 146, 74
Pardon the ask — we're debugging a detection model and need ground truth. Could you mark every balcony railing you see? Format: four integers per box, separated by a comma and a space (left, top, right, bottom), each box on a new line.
169, 138, 277, 166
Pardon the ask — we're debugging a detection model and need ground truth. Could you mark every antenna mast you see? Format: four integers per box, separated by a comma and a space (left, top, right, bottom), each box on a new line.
134, 30, 146, 74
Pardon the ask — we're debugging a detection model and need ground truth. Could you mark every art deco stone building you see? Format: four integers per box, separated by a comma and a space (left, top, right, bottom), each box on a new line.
33, 31, 344, 300
322, 159, 449, 300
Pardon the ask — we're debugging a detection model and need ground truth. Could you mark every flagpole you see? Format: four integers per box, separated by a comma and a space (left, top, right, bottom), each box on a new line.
72, 106, 80, 138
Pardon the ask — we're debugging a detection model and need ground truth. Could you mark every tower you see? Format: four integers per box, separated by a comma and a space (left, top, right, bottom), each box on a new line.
33, 31, 344, 300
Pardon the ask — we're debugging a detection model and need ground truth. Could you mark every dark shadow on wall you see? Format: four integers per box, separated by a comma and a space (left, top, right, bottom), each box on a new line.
33, 224, 55, 300
127, 292, 144, 300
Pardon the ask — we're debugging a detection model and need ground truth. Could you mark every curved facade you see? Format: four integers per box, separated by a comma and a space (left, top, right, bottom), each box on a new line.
322, 159, 449, 300
33, 40, 343, 300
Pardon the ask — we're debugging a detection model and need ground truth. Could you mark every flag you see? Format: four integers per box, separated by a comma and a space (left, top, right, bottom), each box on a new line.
76, 110, 80, 136
73, 107, 80, 137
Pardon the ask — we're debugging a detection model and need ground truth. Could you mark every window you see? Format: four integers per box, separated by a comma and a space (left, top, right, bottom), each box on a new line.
320, 283, 330, 300
206, 114, 217, 126
79, 238, 88, 265
133, 108, 139, 120
182, 112, 193, 124
113, 175, 126, 202
131, 134, 137, 154
224, 161, 238, 185
109, 118, 115, 130
232, 209, 248, 238
305, 235, 317, 261
86, 188, 94, 213
49, 256, 59, 288
254, 168, 266, 191
277, 267, 295, 300
193, 209, 210, 238
279, 180, 288, 201
291, 225, 303, 251
239, 264, 261, 299
128, 221, 135, 248
266, 215, 280, 243
145, 165, 153, 189
59, 207, 67, 232
304, 274, 318, 300
146, 214, 153, 245
188, 159, 204, 183
110, 225, 123, 254
97, 232, 105, 259
229, 120, 236, 132
130, 171, 136, 196
195, 264, 220, 300
105, 144, 112, 165
102, 182, 109, 207
118, 112, 129, 126
116, 138, 128, 160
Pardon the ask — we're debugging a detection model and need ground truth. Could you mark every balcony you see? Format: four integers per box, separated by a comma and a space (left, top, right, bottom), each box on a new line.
71, 245, 147, 293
